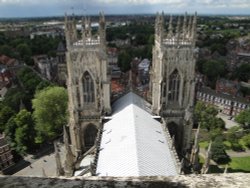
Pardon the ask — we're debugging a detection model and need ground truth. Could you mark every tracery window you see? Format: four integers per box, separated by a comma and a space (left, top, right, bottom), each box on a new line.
168, 69, 180, 102
82, 71, 95, 103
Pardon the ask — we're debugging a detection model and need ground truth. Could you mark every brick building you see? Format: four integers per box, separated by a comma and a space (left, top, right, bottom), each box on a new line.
0, 134, 14, 174
197, 87, 249, 116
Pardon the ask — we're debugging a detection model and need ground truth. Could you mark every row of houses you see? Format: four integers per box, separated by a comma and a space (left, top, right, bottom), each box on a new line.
196, 87, 249, 116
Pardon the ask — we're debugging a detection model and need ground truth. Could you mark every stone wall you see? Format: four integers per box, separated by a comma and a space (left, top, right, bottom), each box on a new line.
0, 174, 249, 188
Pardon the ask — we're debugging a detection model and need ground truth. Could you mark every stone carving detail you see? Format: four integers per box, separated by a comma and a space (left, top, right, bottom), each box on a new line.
151, 12, 197, 156
63, 13, 111, 175
70, 52, 78, 62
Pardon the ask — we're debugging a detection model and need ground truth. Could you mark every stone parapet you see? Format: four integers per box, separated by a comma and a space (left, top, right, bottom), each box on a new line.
0, 174, 250, 188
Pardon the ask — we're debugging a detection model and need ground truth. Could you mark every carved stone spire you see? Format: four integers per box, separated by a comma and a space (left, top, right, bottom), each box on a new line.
202, 140, 212, 174
65, 13, 71, 48
191, 123, 200, 172
182, 12, 187, 38
99, 11, 106, 48
155, 12, 160, 36
64, 125, 75, 177
54, 141, 64, 176
224, 164, 228, 174
81, 17, 86, 47
187, 15, 192, 38
191, 12, 197, 45
194, 123, 200, 150
64, 13, 78, 48
167, 15, 173, 38
176, 16, 181, 43
159, 11, 165, 36
85, 17, 92, 38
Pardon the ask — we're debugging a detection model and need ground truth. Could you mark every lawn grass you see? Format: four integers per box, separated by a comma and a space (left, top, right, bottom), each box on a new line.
228, 157, 250, 173
199, 141, 209, 149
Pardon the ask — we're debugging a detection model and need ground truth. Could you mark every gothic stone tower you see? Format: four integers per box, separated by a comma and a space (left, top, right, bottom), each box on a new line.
65, 13, 111, 159
151, 12, 197, 155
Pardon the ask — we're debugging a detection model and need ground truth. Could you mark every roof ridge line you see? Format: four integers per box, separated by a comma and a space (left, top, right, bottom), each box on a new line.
131, 104, 141, 176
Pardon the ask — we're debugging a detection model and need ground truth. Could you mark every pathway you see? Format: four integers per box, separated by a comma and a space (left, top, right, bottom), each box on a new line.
217, 113, 240, 129
13, 143, 65, 177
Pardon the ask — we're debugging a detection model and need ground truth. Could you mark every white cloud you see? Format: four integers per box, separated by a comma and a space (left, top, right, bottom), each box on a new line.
1, 0, 250, 8
95, 0, 250, 8
0, 0, 250, 17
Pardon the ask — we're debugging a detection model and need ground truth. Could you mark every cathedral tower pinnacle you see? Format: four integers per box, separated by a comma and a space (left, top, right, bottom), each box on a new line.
64, 13, 111, 174
151, 12, 197, 155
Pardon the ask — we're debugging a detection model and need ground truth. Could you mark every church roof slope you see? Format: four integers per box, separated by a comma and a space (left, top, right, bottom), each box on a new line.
96, 92, 178, 177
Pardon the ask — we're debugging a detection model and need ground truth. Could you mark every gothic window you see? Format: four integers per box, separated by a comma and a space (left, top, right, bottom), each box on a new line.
84, 124, 98, 150
168, 69, 180, 102
82, 71, 95, 104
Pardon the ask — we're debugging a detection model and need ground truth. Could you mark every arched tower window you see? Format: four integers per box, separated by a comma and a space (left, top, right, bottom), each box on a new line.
84, 124, 98, 150
82, 71, 95, 103
168, 69, 180, 102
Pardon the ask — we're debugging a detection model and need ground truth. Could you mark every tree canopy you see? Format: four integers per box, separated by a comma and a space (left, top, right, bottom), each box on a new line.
4, 109, 36, 155
211, 136, 230, 164
235, 109, 250, 127
202, 60, 227, 84
233, 64, 250, 82
32, 86, 68, 143
194, 101, 225, 133
14, 109, 36, 154
0, 103, 15, 133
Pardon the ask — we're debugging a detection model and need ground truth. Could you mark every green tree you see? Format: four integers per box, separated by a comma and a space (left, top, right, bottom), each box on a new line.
16, 43, 32, 59
17, 67, 42, 95
241, 134, 250, 148
118, 51, 131, 72
194, 101, 224, 131
14, 109, 36, 154
4, 116, 18, 149
210, 43, 227, 56
202, 60, 227, 87
36, 80, 52, 91
233, 64, 250, 82
235, 109, 250, 127
32, 86, 68, 144
211, 136, 230, 164
0, 45, 12, 57
3, 87, 25, 112
0, 104, 15, 132
227, 126, 241, 143
209, 128, 223, 141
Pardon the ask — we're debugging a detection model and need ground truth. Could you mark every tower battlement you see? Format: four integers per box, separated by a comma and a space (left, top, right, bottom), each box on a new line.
65, 12, 106, 50
155, 12, 197, 47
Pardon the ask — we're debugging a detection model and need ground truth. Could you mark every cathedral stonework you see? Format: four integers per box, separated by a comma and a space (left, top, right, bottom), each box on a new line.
65, 13, 111, 168
64, 12, 197, 176
151, 12, 197, 155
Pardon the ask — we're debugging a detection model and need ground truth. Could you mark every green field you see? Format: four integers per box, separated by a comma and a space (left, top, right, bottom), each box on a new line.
228, 157, 250, 173
199, 155, 250, 173
199, 141, 209, 149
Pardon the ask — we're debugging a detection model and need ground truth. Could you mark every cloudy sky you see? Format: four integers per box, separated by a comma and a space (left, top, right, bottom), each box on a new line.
0, 0, 250, 18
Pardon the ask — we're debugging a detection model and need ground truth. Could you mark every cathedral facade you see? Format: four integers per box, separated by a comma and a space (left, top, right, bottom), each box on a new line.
64, 12, 197, 176
151, 12, 197, 155
65, 13, 111, 160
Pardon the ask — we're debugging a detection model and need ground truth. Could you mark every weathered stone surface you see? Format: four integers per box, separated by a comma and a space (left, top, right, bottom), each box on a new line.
0, 174, 249, 188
